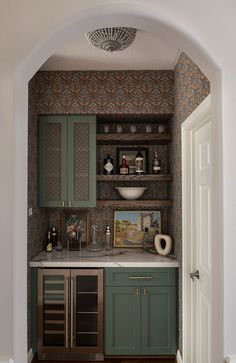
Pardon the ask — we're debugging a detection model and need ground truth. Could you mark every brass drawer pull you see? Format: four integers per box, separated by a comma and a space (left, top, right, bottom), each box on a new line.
129, 276, 153, 280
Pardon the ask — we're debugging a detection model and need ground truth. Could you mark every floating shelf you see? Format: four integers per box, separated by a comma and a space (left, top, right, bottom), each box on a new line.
96, 200, 172, 208
96, 133, 171, 144
96, 174, 172, 182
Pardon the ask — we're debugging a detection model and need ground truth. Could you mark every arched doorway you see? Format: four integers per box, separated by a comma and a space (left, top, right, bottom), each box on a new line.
13, 3, 223, 362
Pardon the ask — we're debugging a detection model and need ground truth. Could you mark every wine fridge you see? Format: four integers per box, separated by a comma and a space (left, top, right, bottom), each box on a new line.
37, 268, 103, 361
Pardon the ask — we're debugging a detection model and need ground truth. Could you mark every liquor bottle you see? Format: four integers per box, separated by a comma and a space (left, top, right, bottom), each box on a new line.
50, 226, 58, 248
135, 147, 144, 174
103, 154, 114, 175
143, 227, 150, 249
152, 150, 161, 174
119, 154, 129, 175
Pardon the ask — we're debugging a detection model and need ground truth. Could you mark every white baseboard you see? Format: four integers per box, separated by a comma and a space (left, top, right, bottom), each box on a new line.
176, 350, 183, 363
225, 356, 236, 363
27, 349, 34, 363
0, 359, 14, 363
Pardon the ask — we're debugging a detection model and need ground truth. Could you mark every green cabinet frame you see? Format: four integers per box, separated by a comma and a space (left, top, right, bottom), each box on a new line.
38, 115, 96, 207
105, 268, 177, 356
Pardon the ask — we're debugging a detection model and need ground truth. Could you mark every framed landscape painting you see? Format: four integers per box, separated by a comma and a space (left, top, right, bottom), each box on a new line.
114, 210, 161, 248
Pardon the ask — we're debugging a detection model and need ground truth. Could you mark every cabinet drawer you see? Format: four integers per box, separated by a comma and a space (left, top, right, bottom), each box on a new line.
105, 268, 177, 287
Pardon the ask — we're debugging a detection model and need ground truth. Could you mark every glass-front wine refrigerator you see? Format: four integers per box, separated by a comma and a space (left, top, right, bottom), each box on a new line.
37, 268, 103, 361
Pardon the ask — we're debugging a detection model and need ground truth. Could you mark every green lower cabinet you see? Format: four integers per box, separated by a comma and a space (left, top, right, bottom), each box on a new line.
141, 287, 176, 355
105, 268, 177, 356
105, 287, 140, 355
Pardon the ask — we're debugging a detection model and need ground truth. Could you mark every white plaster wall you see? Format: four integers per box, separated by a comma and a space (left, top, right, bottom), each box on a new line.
0, 0, 235, 361
0, 65, 14, 361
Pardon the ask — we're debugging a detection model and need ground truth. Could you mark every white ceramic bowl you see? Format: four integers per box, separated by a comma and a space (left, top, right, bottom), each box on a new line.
115, 187, 147, 200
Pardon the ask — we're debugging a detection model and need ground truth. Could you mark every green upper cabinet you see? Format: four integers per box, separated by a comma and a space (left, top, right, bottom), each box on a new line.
38, 115, 96, 208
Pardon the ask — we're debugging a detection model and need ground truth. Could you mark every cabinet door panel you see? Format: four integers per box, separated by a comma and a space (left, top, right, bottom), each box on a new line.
105, 267, 177, 287
67, 115, 96, 207
71, 269, 103, 353
141, 287, 176, 355
105, 287, 140, 355
38, 116, 67, 207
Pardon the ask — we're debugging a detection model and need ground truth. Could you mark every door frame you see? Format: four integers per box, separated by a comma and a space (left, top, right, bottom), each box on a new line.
182, 94, 215, 362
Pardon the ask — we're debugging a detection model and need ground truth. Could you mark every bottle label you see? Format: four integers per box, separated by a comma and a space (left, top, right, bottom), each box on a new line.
120, 167, 129, 175
104, 162, 114, 173
135, 157, 144, 173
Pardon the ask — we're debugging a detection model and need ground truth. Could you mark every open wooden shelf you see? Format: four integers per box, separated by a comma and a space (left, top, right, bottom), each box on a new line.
96, 174, 172, 182
96, 133, 172, 144
96, 200, 172, 208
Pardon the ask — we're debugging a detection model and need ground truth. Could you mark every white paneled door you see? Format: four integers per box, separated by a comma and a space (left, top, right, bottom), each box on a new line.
193, 119, 212, 363
182, 95, 212, 363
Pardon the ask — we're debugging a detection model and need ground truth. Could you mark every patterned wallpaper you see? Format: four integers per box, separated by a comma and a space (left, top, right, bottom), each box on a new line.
169, 52, 210, 260
170, 52, 210, 354
27, 61, 210, 353
33, 70, 174, 114
27, 70, 174, 349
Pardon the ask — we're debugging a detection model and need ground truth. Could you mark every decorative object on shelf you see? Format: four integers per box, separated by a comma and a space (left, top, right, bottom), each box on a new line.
103, 153, 114, 175
85, 27, 137, 52
62, 210, 88, 250
87, 224, 103, 251
114, 210, 161, 248
104, 124, 109, 133
116, 124, 122, 133
115, 186, 147, 200
158, 123, 166, 133
152, 150, 161, 174
154, 234, 172, 255
130, 124, 137, 133
117, 147, 149, 174
119, 154, 129, 175
135, 147, 144, 174
145, 124, 152, 133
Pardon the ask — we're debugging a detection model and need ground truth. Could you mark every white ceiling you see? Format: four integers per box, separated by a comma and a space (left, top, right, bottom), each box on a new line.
41, 29, 180, 71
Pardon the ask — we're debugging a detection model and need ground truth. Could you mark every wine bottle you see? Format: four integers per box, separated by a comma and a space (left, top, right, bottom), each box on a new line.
119, 154, 129, 175
50, 226, 58, 248
103, 154, 114, 175
135, 147, 144, 174
152, 150, 161, 174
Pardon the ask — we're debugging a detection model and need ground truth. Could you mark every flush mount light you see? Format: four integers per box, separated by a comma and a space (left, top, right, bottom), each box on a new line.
85, 27, 137, 52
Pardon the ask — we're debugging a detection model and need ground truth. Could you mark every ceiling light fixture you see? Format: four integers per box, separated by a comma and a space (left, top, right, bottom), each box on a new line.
86, 27, 137, 52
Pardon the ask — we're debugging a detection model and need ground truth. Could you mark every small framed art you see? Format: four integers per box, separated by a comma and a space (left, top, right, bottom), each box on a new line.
116, 147, 149, 174
114, 210, 161, 248
62, 210, 89, 250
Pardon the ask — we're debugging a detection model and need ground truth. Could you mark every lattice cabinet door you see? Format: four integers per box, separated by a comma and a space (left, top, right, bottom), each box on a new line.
38, 116, 68, 207
67, 115, 96, 207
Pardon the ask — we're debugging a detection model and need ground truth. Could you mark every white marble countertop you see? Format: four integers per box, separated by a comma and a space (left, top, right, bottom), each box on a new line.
30, 248, 179, 268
